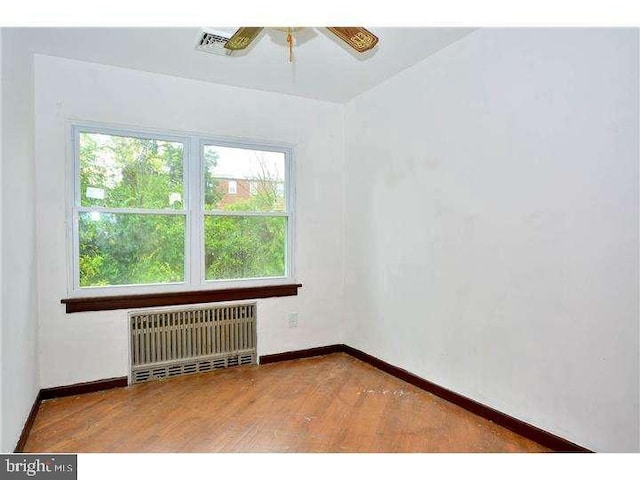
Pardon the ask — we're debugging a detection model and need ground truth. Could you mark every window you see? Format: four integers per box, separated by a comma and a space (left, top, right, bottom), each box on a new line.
70, 125, 293, 295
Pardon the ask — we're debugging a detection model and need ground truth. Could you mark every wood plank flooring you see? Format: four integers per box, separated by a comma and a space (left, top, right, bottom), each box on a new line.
24, 353, 549, 453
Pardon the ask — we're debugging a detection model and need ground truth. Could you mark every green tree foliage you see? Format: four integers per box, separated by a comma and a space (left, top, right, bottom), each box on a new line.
79, 213, 185, 286
78, 133, 286, 287
204, 188, 286, 280
79, 133, 184, 210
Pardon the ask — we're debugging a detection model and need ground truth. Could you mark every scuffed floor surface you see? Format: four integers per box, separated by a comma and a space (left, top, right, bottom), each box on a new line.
24, 353, 549, 452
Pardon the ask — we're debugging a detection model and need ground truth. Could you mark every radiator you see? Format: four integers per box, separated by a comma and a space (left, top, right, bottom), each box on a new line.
129, 303, 257, 384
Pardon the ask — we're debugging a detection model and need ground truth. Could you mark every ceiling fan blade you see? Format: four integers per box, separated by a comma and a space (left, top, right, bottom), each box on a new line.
224, 27, 264, 50
327, 27, 379, 53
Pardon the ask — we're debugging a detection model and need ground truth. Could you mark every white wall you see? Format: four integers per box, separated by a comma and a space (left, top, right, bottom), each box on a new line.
344, 28, 639, 452
1, 30, 40, 452
33, 55, 346, 389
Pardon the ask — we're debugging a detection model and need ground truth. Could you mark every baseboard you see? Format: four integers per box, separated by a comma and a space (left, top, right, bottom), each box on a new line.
14, 376, 128, 452
263, 343, 592, 453
13, 390, 43, 453
40, 376, 128, 400
259, 344, 344, 364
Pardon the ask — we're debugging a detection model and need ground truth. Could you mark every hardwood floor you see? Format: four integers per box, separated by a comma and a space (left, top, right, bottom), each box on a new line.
24, 353, 549, 453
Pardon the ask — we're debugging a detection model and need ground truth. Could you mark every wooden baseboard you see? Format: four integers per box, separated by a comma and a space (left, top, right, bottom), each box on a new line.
13, 390, 43, 453
40, 376, 128, 400
259, 344, 344, 364
14, 376, 128, 452
263, 343, 592, 453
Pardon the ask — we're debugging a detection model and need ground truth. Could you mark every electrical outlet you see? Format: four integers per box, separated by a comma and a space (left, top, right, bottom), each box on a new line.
288, 312, 298, 328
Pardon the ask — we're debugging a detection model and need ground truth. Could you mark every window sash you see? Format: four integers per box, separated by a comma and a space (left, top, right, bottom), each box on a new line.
202, 214, 290, 283
77, 211, 188, 288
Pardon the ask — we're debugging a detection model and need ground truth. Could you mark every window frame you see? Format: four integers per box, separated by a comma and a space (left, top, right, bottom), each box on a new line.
67, 122, 295, 298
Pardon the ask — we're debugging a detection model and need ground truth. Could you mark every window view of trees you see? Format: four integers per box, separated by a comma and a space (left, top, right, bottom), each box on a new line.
77, 132, 287, 289
203, 215, 286, 280
203, 146, 286, 281
78, 133, 186, 287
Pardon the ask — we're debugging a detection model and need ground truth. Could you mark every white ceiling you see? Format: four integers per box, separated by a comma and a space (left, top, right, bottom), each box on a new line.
11, 27, 474, 103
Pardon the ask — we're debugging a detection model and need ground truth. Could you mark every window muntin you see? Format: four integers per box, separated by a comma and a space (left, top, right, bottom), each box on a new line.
71, 125, 293, 295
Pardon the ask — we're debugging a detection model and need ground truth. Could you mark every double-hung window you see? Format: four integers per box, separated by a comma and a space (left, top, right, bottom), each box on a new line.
70, 124, 293, 296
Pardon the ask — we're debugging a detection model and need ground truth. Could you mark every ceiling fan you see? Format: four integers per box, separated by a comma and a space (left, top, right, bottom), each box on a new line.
224, 27, 379, 62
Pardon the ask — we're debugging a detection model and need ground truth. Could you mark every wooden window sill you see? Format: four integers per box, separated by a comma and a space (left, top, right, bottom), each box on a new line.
61, 284, 302, 313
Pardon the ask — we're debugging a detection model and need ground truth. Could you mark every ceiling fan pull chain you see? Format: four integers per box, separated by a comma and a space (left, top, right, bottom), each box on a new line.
287, 27, 293, 63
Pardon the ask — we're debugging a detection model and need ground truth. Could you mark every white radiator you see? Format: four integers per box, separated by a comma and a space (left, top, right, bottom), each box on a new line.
129, 303, 257, 384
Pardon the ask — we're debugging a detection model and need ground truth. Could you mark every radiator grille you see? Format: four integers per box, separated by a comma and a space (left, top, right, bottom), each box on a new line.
129, 303, 257, 384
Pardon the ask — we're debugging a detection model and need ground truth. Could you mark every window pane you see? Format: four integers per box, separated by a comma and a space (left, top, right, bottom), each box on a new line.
79, 132, 184, 209
204, 216, 286, 280
79, 212, 185, 287
203, 145, 285, 212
